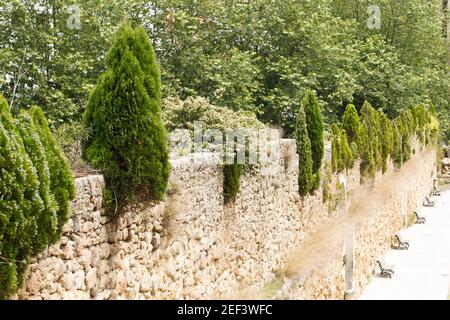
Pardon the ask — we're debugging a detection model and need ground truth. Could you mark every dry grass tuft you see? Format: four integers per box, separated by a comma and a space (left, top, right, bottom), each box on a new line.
283, 149, 434, 284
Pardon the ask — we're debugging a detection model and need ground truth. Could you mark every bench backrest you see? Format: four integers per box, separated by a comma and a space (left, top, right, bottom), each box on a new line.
376, 260, 383, 269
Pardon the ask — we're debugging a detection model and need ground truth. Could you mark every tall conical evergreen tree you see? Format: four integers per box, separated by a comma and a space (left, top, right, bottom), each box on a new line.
16, 110, 59, 251
342, 104, 361, 157
30, 106, 75, 235
378, 111, 393, 173
0, 97, 74, 299
302, 91, 324, 192
295, 105, 313, 196
360, 102, 380, 178
0, 96, 42, 299
83, 22, 169, 211
397, 109, 415, 163
342, 104, 360, 142
391, 120, 403, 166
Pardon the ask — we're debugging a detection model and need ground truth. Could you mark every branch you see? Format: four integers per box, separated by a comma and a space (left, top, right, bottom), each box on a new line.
9, 54, 27, 111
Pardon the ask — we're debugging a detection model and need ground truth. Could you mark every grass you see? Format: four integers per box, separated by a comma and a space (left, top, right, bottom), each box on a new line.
261, 272, 284, 299
406, 213, 417, 228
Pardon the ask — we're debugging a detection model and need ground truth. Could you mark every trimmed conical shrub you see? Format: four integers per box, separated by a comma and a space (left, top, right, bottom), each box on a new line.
331, 124, 341, 172
392, 120, 403, 166
15, 110, 59, 252
223, 161, 242, 204
30, 106, 75, 234
397, 109, 414, 163
342, 104, 361, 157
0, 96, 42, 299
339, 129, 353, 170
331, 124, 353, 173
83, 22, 170, 212
302, 91, 324, 175
295, 105, 313, 196
0, 97, 74, 299
378, 111, 393, 173
360, 102, 380, 178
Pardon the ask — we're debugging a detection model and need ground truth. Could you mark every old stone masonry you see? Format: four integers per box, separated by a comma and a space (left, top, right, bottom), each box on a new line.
16, 138, 437, 300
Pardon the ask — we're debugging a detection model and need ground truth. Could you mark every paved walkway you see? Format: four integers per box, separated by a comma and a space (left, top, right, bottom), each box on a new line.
360, 189, 450, 300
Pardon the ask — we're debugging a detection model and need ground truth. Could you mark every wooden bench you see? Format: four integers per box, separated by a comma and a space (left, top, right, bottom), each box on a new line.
432, 186, 441, 196
393, 234, 410, 250
423, 196, 435, 207
376, 260, 395, 278
414, 211, 426, 224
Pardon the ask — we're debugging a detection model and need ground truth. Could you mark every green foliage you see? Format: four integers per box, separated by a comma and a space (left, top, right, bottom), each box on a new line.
331, 124, 353, 173
397, 109, 415, 163
162, 96, 265, 204
322, 162, 333, 204
223, 162, 242, 204
30, 106, 76, 233
336, 100, 439, 174
0, 1, 448, 141
144, 0, 448, 137
342, 104, 361, 157
339, 130, 354, 170
0, 0, 140, 126
391, 121, 403, 166
295, 105, 313, 196
360, 102, 381, 178
53, 122, 91, 171
0, 96, 40, 299
331, 124, 341, 172
15, 111, 58, 251
379, 112, 394, 173
302, 91, 324, 192
0, 96, 74, 299
163, 96, 264, 133
83, 22, 170, 212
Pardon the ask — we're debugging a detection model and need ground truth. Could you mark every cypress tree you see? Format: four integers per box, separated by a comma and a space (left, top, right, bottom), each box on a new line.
378, 111, 393, 173
302, 91, 324, 192
15, 110, 59, 252
0, 97, 73, 299
397, 110, 414, 162
83, 22, 170, 212
342, 104, 361, 158
0, 96, 42, 299
340, 129, 354, 170
392, 120, 403, 167
30, 106, 75, 235
331, 124, 341, 172
295, 105, 313, 196
223, 162, 242, 204
331, 125, 353, 173
360, 102, 380, 178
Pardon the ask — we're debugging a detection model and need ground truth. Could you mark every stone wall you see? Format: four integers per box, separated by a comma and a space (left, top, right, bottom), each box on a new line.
274, 147, 436, 300
16, 139, 437, 300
